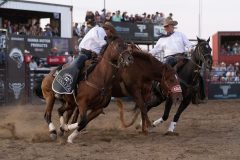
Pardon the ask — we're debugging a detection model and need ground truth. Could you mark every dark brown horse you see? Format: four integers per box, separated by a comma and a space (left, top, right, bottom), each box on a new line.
63, 45, 182, 135
118, 37, 213, 135
111, 46, 182, 133
40, 37, 133, 141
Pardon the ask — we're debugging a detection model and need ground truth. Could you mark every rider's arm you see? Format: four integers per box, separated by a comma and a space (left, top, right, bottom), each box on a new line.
95, 27, 107, 47
149, 38, 163, 57
181, 33, 193, 52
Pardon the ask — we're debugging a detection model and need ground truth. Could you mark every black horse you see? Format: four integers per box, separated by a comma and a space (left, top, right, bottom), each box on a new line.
149, 37, 212, 134
119, 37, 213, 135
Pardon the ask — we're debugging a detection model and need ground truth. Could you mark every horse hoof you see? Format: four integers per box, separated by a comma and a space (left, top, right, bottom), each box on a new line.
49, 130, 57, 140
164, 131, 179, 136
138, 131, 148, 135
58, 128, 64, 137
67, 138, 73, 144
135, 124, 141, 130
50, 133, 57, 141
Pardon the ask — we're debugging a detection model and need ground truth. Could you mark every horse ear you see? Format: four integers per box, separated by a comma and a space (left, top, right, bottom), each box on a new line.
197, 36, 200, 42
207, 37, 210, 42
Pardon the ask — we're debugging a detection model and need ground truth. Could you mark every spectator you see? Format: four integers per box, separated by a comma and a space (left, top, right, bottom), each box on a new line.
121, 12, 129, 22
19, 25, 27, 35
0, 48, 6, 66
144, 14, 153, 23
105, 12, 112, 22
73, 23, 80, 38
43, 24, 53, 37
64, 52, 73, 64
7, 20, 13, 34
234, 62, 240, 81
159, 12, 165, 25
29, 57, 38, 70
129, 14, 135, 23
100, 9, 106, 23
112, 10, 122, 22
226, 64, 235, 81
94, 11, 101, 24
166, 13, 173, 20
52, 26, 59, 36
233, 42, 239, 54
79, 24, 86, 38
85, 11, 95, 25
50, 47, 58, 56
218, 62, 227, 81
142, 13, 147, 22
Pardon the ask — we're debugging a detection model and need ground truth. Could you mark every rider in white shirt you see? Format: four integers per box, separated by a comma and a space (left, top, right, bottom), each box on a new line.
79, 25, 107, 56
53, 22, 118, 94
150, 18, 206, 103
149, 18, 193, 71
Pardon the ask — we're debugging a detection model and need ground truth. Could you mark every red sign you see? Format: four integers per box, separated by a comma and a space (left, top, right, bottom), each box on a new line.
46, 56, 66, 65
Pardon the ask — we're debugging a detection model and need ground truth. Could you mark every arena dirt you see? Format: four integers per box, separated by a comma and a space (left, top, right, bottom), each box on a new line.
0, 99, 240, 160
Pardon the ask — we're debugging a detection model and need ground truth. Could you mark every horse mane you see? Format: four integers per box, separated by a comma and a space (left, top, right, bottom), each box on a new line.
130, 47, 156, 62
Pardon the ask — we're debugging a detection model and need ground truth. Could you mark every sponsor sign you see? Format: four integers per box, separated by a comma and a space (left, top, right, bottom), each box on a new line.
7, 35, 26, 102
208, 83, 240, 99
25, 36, 51, 58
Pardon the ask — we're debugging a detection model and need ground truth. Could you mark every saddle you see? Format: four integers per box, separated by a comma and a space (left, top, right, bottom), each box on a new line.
173, 54, 188, 73
52, 55, 98, 94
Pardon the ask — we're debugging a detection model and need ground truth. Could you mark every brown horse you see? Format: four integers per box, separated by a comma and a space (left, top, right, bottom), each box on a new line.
117, 37, 213, 135
40, 37, 133, 141
111, 46, 182, 133
63, 45, 182, 135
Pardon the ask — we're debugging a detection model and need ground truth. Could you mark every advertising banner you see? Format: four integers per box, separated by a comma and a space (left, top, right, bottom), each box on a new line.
208, 83, 240, 99
112, 22, 162, 44
25, 36, 52, 58
7, 35, 26, 103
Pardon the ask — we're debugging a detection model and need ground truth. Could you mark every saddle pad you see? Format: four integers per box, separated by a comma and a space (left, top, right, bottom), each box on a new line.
52, 55, 88, 94
52, 67, 79, 94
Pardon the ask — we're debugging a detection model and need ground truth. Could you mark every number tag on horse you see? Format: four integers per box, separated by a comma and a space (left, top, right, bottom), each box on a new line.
171, 85, 182, 93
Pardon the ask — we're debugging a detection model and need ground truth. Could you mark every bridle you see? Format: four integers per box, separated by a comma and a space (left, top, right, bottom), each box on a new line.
100, 40, 133, 69
191, 41, 212, 70
84, 40, 133, 95
180, 40, 212, 88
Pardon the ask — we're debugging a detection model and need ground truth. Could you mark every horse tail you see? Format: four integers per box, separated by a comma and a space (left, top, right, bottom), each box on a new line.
116, 99, 140, 128
33, 76, 45, 99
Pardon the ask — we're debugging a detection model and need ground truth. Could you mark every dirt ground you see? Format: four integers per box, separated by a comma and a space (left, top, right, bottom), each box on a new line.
0, 99, 240, 160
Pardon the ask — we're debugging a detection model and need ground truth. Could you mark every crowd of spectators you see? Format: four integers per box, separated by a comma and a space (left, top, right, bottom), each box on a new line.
2, 19, 59, 37
220, 41, 240, 55
210, 62, 240, 83
73, 9, 173, 40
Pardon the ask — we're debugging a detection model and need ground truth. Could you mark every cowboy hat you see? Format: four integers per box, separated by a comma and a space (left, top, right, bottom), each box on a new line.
102, 22, 115, 31
163, 18, 178, 27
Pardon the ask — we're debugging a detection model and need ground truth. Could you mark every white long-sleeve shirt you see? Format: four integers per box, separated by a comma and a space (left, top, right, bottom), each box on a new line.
79, 25, 107, 55
149, 31, 193, 59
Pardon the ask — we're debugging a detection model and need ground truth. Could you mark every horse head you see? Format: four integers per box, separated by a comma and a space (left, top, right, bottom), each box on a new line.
160, 64, 183, 102
193, 37, 213, 71
104, 38, 134, 68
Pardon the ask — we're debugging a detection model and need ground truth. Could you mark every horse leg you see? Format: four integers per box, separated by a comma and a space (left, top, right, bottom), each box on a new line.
58, 102, 76, 133
66, 107, 103, 144
43, 96, 57, 140
67, 99, 88, 143
134, 96, 152, 134
71, 107, 79, 124
153, 97, 173, 127
167, 98, 191, 135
